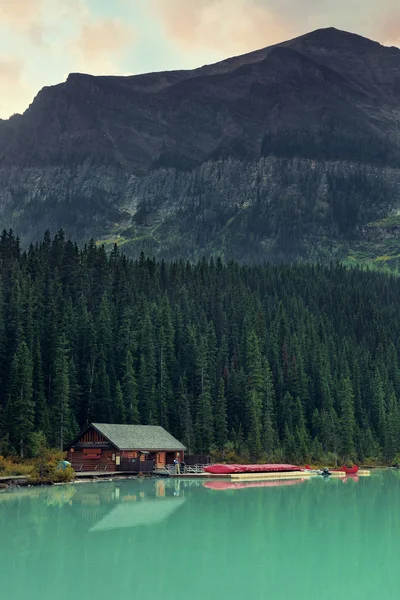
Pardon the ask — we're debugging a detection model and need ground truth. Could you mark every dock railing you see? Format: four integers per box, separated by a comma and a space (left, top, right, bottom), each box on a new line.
72, 463, 109, 472
153, 464, 207, 476
184, 464, 208, 474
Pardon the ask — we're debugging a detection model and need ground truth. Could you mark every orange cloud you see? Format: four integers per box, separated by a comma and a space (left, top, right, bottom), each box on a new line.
70, 17, 135, 75
77, 18, 134, 62
0, 0, 42, 26
151, 0, 291, 54
0, 57, 32, 117
379, 10, 400, 45
0, 0, 45, 44
151, 0, 400, 56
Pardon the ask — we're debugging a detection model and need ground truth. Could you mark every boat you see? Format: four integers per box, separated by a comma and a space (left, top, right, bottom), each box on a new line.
331, 465, 359, 474
203, 463, 302, 475
304, 464, 359, 475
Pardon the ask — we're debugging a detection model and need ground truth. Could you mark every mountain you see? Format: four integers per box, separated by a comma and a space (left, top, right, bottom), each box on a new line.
2, 27, 400, 264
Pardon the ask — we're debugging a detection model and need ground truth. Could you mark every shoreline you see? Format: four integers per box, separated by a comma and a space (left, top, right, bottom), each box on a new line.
1, 464, 391, 490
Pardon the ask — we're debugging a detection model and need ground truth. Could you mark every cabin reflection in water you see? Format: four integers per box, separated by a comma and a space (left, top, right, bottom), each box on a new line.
71, 479, 189, 531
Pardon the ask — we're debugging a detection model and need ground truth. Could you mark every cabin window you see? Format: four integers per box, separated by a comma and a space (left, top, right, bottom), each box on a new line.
83, 449, 101, 459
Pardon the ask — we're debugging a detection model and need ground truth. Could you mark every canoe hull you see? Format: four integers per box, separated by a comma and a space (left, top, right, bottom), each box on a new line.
331, 465, 359, 474
203, 463, 302, 475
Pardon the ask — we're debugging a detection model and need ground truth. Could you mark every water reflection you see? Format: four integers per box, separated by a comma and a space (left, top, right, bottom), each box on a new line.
2, 471, 400, 600
203, 478, 307, 491
73, 478, 188, 531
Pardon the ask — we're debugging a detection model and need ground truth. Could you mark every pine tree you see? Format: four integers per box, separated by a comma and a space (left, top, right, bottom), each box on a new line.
32, 333, 50, 439
177, 376, 194, 453
371, 368, 387, 446
245, 330, 263, 458
52, 334, 73, 450
114, 381, 126, 423
340, 377, 356, 462
262, 358, 279, 458
385, 392, 400, 462
6, 341, 34, 457
215, 378, 228, 449
194, 333, 215, 452
139, 313, 157, 423
195, 386, 214, 453
157, 327, 171, 430
123, 351, 139, 424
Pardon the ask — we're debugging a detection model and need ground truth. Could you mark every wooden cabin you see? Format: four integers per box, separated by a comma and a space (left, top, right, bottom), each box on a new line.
66, 423, 186, 472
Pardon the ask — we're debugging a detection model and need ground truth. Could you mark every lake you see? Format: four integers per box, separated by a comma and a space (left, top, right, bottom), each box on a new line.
1, 472, 399, 600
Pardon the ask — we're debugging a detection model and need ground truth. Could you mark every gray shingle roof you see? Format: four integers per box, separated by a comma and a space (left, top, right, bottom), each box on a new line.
92, 423, 186, 451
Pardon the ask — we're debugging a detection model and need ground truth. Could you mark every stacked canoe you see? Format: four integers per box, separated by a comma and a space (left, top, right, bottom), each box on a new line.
203, 463, 302, 475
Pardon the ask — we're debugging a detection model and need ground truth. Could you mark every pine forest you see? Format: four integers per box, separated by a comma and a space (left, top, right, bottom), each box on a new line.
1, 229, 400, 465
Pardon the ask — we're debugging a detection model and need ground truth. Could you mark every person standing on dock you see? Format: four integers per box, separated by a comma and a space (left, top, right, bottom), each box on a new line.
174, 456, 180, 475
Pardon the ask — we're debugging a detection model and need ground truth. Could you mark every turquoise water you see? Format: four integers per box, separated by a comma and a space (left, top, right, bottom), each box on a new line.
1, 472, 400, 600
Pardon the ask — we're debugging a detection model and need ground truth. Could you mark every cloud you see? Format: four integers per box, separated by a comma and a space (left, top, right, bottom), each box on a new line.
0, 1, 137, 117
150, 0, 291, 55
0, 0, 42, 27
379, 6, 400, 45
74, 17, 135, 73
151, 0, 400, 56
0, 0, 45, 44
0, 57, 32, 117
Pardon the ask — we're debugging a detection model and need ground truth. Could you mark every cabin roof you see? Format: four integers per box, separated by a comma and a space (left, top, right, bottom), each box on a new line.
71, 423, 186, 451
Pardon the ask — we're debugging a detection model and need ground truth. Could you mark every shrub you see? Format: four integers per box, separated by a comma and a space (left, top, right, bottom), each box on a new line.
29, 450, 76, 484
0, 455, 34, 476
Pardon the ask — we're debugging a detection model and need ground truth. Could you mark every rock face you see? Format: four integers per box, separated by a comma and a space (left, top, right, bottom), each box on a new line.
1, 27, 400, 260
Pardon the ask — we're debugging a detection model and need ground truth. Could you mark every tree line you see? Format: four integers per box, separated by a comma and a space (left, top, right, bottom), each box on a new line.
1, 229, 400, 464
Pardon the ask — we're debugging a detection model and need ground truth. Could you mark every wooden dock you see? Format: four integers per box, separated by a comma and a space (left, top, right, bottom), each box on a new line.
0, 468, 372, 487
173, 469, 372, 481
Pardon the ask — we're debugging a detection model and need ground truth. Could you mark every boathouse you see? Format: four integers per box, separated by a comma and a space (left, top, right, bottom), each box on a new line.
66, 423, 186, 472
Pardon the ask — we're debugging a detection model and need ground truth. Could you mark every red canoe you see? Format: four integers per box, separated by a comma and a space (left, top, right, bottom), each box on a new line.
331, 465, 359, 474
203, 463, 302, 475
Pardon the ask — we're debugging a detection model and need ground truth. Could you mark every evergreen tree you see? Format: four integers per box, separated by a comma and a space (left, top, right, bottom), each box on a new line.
52, 334, 74, 450
245, 330, 263, 458
262, 358, 279, 458
385, 393, 400, 462
139, 313, 156, 423
340, 377, 356, 462
6, 341, 34, 457
32, 333, 50, 439
114, 381, 126, 424
123, 351, 139, 424
177, 376, 194, 453
214, 378, 228, 449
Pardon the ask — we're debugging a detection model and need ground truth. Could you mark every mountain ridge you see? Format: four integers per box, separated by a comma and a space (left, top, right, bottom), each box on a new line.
1, 27, 400, 265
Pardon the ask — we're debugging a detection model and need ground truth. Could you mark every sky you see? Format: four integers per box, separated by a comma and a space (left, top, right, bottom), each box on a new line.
1, 0, 400, 119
